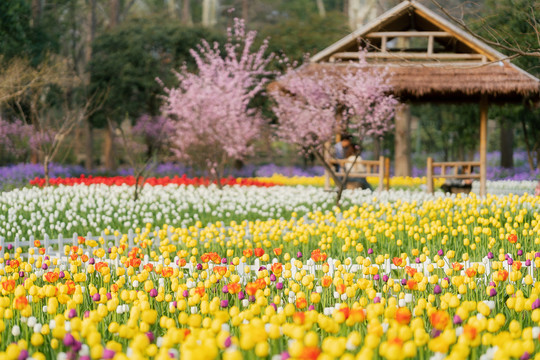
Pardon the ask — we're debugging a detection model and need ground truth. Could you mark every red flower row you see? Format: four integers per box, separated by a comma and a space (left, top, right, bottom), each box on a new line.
29, 175, 279, 188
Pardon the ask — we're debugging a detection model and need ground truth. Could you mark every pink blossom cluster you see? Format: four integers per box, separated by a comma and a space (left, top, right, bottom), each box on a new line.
271, 53, 398, 154
161, 19, 274, 174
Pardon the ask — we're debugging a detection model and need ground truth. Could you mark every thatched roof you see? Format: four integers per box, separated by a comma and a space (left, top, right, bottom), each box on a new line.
285, 62, 540, 103
272, 0, 540, 103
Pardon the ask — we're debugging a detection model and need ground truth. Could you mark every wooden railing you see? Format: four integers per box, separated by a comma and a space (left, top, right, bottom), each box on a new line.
324, 156, 388, 191
426, 157, 481, 193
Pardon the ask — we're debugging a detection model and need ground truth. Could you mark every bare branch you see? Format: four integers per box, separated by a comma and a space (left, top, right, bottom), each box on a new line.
430, 0, 540, 58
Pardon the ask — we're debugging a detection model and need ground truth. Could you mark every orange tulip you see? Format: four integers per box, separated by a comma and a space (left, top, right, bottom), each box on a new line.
321, 276, 332, 288
14, 296, 28, 310
395, 307, 412, 325
44, 272, 60, 283
430, 310, 450, 331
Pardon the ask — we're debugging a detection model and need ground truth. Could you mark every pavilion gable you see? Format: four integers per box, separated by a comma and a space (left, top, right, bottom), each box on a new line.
311, 0, 508, 66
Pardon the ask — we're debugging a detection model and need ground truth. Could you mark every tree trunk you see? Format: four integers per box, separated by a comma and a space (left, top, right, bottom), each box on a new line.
181, 0, 193, 25
500, 118, 514, 168
316, 0, 326, 18
104, 124, 116, 170
168, 0, 177, 17
373, 137, 381, 159
394, 103, 411, 176
202, 0, 218, 27
84, 0, 97, 171
31, 0, 42, 26
109, 0, 120, 28
521, 118, 535, 171
242, 0, 248, 21
84, 119, 93, 170
44, 155, 50, 186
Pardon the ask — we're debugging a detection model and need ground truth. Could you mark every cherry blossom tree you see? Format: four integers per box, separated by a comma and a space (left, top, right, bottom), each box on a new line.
271, 54, 398, 203
161, 19, 274, 187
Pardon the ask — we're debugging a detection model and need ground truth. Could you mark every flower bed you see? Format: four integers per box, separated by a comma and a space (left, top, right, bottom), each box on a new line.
29, 175, 278, 188
0, 186, 539, 359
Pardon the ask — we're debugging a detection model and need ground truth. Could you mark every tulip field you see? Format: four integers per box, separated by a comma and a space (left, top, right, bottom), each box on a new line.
0, 182, 540, 360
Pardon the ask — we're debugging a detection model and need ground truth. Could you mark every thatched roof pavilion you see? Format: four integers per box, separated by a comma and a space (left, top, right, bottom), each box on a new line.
275, 0, 540, 195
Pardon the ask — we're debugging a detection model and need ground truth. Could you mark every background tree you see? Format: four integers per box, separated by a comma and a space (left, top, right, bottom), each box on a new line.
89, 17, 224, 170
161, 19, 275, 186
271, 55, 397, 204
110, 114, 173, 200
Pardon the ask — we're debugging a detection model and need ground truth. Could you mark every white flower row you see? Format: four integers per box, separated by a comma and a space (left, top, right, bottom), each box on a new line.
0, 184, 454, 240
471, 180, 538, 196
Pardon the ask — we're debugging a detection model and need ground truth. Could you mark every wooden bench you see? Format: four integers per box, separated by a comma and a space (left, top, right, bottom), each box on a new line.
324, 156, 389, 191
426, 157, 481, 193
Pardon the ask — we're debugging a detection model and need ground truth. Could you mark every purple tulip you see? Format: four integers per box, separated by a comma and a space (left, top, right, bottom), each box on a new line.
276, 282, 283, 290
382, 275, 389, 282
41, 263, 48, 270
146, 331, 155, 343
433, 285, 442, 294
415, 257, 421, 264
196, 263, 203, 270
401, 278, 407, 285
505, 254, 510, 261
68, 309, 77, 319
487, 252, 494, 259
103, 349, 115, 359
222, 285, 229, 294
508, 258, 514, 265
270, 274, 276, 282
63, 333, 76, 347
221, 258, 228, 264
7, 244, 13, 250
89, 258, 95, 265
17, 350, 28, 360
249, 295, 256, 302
172, 301, 177, 308
108, 248, 112, 253
437, 249, 444, 256
535, 252, 540, 258
308, 305, 315, 310
259, 266, 267, 271
525, 259, 531, 266
373, 297, 381, 303
84, 311, 90, 318
281, 351, 291, 360
183, 290, 189, 297
368, 248, 373, 255
453, 315, 462, 325
18, 271, 24, 277
92, 293, 101, 302
270, 303, 277, 311
106, 292, 112, 300
238, 291, 245, 300
517, 250, 523, 256
59, 271, 65, 279
489, 288, 497, 297
531, 299, 540, 310
521, 352, 530, 360
296, 252, 302, 259
72, 341, 82, 352
224, 336, 232, 348
79, 357, 91, 360
373, 274, 380, 281
220, 299, 229, 308
149, 289, 158, 297
431, 329, 441, 338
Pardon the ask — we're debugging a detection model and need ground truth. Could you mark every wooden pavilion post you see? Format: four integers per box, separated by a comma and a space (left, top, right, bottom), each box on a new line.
479, 95, 488, 197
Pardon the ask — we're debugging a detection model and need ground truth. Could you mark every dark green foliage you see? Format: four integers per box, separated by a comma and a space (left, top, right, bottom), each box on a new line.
88, 17, 224, 127
258, 11, 350, 66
